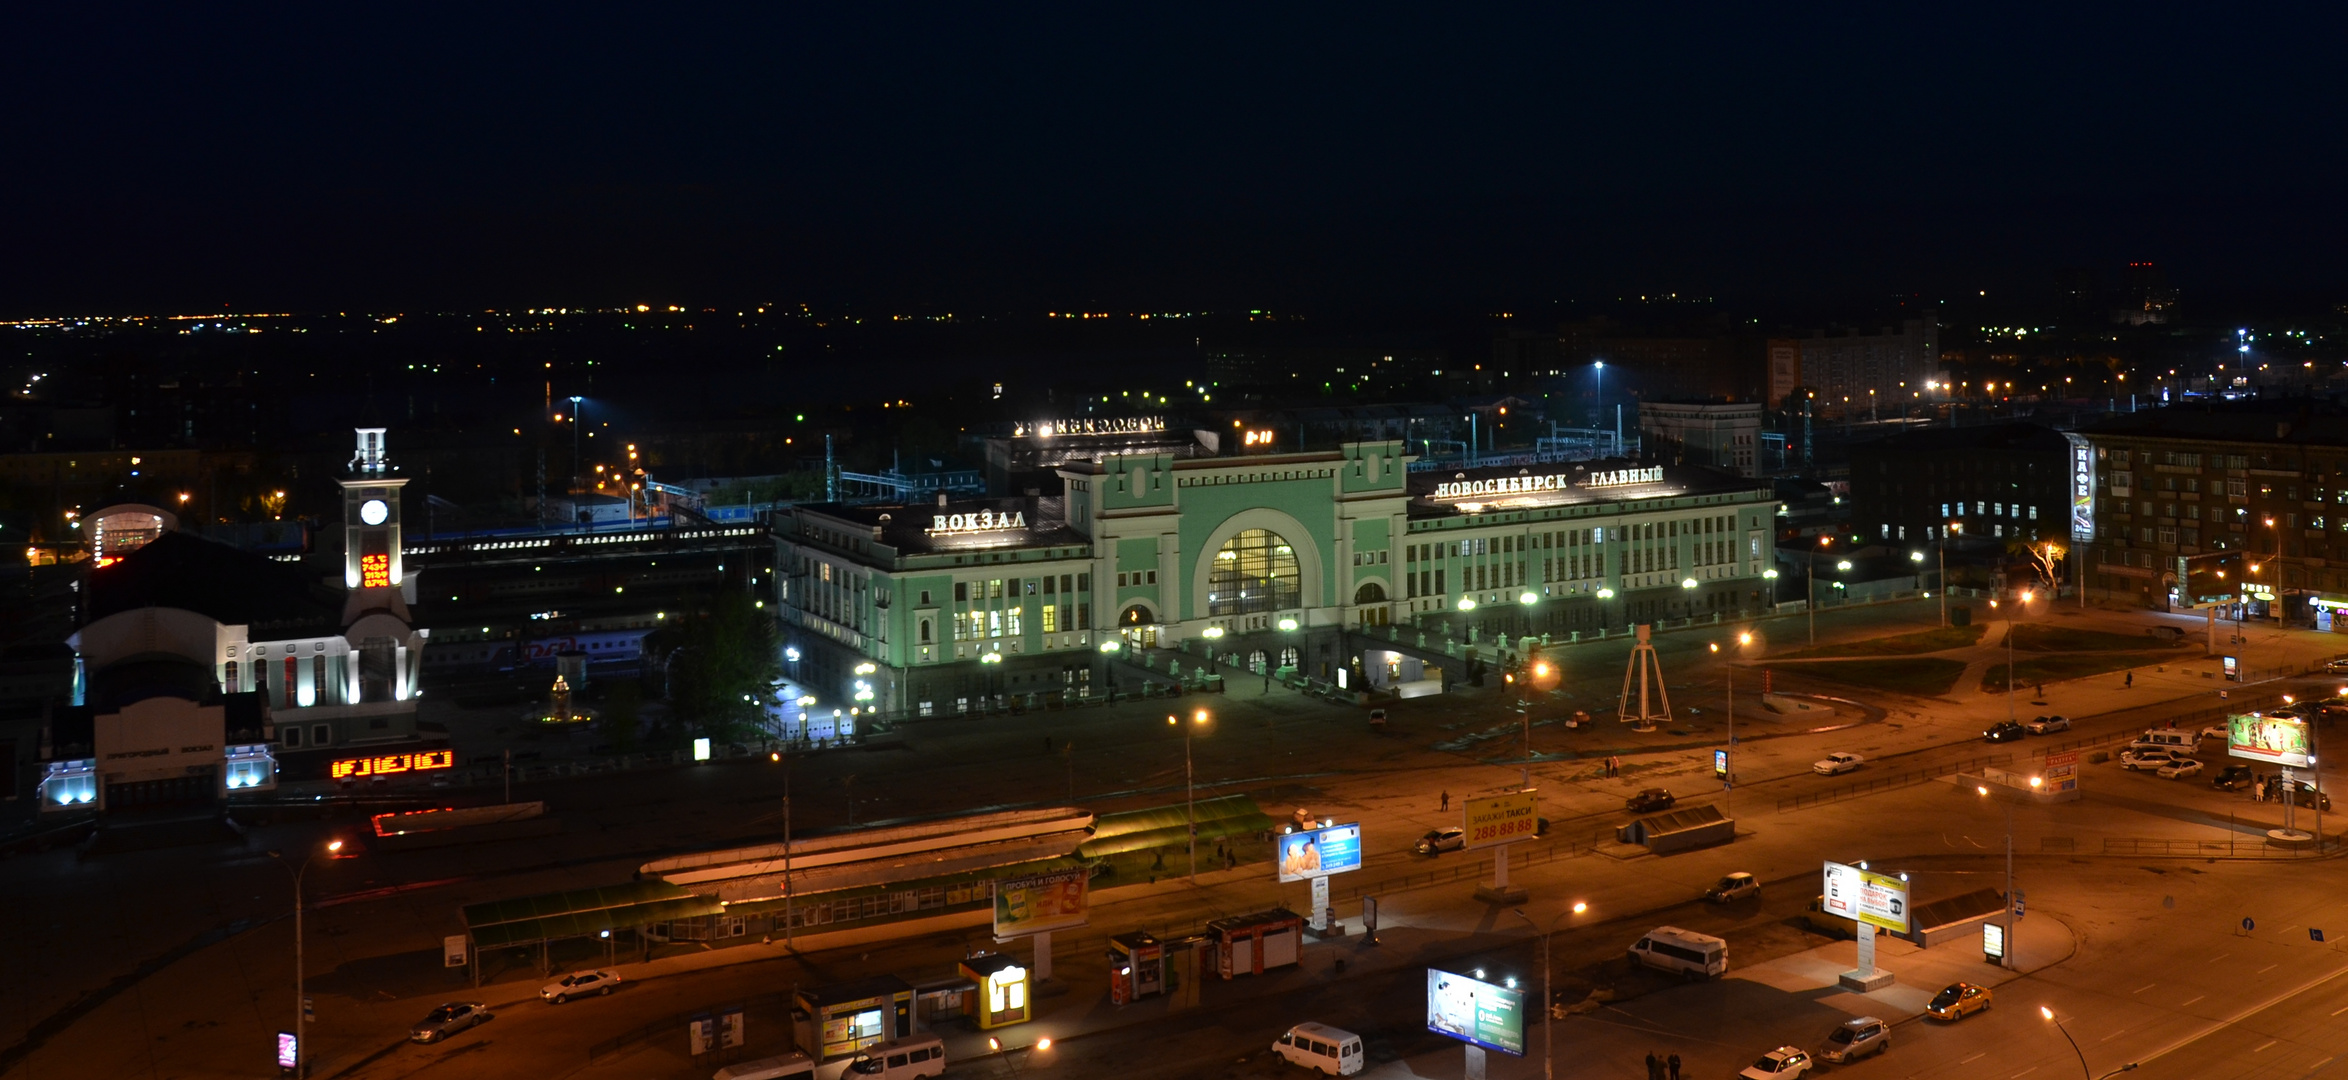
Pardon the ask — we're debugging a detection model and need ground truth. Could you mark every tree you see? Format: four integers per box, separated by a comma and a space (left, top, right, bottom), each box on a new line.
2007, 538, 2065, 593
660, 590, 783, 742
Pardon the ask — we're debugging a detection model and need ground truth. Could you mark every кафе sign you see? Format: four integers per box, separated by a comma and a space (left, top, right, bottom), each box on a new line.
1432, 465, 1664, 500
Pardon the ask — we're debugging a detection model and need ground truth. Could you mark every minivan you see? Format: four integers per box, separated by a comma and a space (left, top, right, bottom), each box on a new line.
1820, 1016, 1890, 1063
1273, 1022, 1364, 1076
2130, 730, 2198, 753
713, 1052, 816, 1080
1628, 926, 1729, 978
844, 1035, 946, 1080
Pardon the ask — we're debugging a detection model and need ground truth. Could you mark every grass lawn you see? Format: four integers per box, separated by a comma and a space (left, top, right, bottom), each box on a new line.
2006, 624, 2185, 652
1779, 624, 1986, 659
1980, 651, 2172, 692
1761, 657, 1967, 697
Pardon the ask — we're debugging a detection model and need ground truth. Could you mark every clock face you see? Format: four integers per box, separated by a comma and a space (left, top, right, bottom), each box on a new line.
359, 499, 389, 526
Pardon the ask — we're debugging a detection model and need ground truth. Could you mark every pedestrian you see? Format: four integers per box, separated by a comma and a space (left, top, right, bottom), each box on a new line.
1669, 1052, 1681, 1080
1440, 790, 1451, 812
2035, 681, 2044, 698
1646, 1052, 1660, 1080
2167, 718, 2175, 729
1227, 850, 1237, 870
2125, 671, 2134, 689
1044, 735, 1053, 751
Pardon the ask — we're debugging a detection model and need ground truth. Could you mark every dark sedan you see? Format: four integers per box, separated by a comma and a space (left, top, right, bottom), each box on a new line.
1983, 720, 2027, 743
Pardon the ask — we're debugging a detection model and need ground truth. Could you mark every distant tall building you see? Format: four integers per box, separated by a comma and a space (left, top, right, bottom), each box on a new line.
2112, 261, 2177, 326
1778, 319, 1939, 416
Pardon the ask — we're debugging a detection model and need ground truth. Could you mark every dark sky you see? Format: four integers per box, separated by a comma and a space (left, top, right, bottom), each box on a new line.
9, 4, 2344, 315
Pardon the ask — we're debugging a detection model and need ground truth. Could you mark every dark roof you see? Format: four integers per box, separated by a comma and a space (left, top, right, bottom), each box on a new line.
2078, 399, 2348, 446
86, 656, 222, 713
1853, 422, 2071, 454
86, 531, 343, 637
797, 498, 1092, 556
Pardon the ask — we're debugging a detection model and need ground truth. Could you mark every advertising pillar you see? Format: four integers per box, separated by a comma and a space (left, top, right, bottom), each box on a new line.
1278, 823, 1362, 935
1465, 791, 1538, 904
1824, 861, 1909, 992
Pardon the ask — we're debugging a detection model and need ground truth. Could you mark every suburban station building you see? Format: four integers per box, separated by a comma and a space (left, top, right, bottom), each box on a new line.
2075, 401, 2348, 628
775, 422, 1780, 719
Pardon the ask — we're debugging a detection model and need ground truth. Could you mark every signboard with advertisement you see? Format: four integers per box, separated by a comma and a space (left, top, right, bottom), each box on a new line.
1426, 967, 1526, 1056
1461, 791, 1539, 851
1822, 861, 1910, 933
1277, 822, 1363, 883
2064, 433, 2096, 542
1714, 749, 1729, 780
2042, 749, 2080, 793
277, 1032, 298, 1070
2227, 713, 2312, 768
992, 867, 1090, 937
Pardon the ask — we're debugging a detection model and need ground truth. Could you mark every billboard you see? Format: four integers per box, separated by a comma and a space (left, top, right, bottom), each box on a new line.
2042, 749, 2079, 794
2064, 433, 2095, 542
1462, 791, 1539, 850
1426, 967, 1526, 1056
2227, 713, 2312, 768
992, 867, 1089, 937
1822, 861, 1910, 933
1277, 822, 1363, 883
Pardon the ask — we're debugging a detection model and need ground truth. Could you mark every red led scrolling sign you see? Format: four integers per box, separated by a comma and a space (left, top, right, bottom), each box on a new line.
360, 552, 391, 588
331, 749, 454, 780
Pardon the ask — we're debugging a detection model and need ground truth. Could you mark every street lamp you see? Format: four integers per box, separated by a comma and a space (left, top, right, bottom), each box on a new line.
2041, 1006, 2135, 1079
1680, 577, 1697, 622
1711, 631, 1754, 815
269, 839, 345, 1078
1975, 776, 2036, 970
1808, 537, 1833, 645
980, 649, 1003, 712
1939, 522, 1962, 626
1457, 595, 1477, 647
1171, 710, 1210, 882
1519, 590, 1539, 641
567, 396, 585, 528
1510, 904, 1585, 1080
1201, 624, 1224, 674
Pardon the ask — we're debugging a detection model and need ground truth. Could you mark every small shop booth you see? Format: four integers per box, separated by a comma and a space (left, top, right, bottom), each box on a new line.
1207, 908, 1303, 980
958, 952, 1031, 1030
1108, 931, 1165, 1005
792, 975, 914, 1068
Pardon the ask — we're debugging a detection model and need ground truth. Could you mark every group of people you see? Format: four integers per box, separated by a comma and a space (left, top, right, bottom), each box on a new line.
1644, 1051, 1682, 1079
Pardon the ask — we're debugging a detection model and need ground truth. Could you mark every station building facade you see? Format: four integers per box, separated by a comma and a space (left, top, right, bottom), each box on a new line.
776, 434, 1779, 718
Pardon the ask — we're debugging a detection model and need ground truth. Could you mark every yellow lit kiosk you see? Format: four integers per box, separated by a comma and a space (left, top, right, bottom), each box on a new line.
958, 953, 1031, 1030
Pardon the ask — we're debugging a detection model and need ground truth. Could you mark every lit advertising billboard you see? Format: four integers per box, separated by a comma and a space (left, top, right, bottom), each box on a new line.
2227, 713, 2312, 768
1277, 822, 1363, 883
992, 867, 1089, 937
1822, 861, 1910, 933
2064, 433, 2095, 542
1427, 967, 1526, 1056
1462, 791, 1539, 850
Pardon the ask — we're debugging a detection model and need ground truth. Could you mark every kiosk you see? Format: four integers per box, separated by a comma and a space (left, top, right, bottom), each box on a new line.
958, 953, 1032, 1030
792, 975, 914, 1070
1206, 908, 1304, 980
1108, 932, 1165, 1005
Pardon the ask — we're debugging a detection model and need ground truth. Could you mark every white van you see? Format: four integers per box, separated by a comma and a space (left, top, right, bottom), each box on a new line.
845, 1035, 946, 1080
1273, 1022, 1364, 1075
713, 1052, 815, 1080
2131, 729, 2198, 753
1629, 926, 1729, 978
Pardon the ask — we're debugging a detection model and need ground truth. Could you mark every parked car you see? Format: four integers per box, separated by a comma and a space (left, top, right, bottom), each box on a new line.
2119, 748, 2189, 771
1812, 752, 1865, 776
2324, 658, 2348, 674
2210, 764, 2254, 791
540, 969, 622, 1003
1925, 982, 1993, 1020
1819, 1016, 1890, 1064
410, 1001, 491, 1043
2269, 779, 2334, 811
1704, 872, 1761, 903
1738, 1046, 1815, 1079
1415, 827, 1466, 854
1983, 720, 2028, 743
2157, 758, 2205, 780
1626, 788, 1677, 813
1368, 708, 1387, 729
2026, 715, 2071, 734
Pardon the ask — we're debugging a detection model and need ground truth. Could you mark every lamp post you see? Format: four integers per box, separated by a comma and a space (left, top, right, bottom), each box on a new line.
1909, 549, 1925, 602
1510, 902, 1584, 1080
1940, 522, 1962, 626
1976, 775, 2038, 970
980, 649, 1003, 712
1593, 360, 1606, 444
1170, 710, 1209, 882
1518, 589, 1539, 646
269, 839, 345, 1078
1711, 631, 1753, 816
1457, 596, 1477, 649
2041, 1006, 2135, 1079
1808, 537, 1833, 645
1680, 577, 1697, 623
567, 395, 585, 528
1202, 625, 1224, 674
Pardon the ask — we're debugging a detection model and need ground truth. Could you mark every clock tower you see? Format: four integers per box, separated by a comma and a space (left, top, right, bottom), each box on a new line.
340, 427, 410, 591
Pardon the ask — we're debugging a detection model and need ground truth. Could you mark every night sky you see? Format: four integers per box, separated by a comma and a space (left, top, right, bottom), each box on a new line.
9, 5, 2344, 315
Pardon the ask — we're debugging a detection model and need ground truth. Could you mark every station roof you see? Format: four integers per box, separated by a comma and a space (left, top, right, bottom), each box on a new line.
1407, 459, 1769, 520
87, 531, 343, 637
462, 879, 721, 950
790, 497, 1092, 557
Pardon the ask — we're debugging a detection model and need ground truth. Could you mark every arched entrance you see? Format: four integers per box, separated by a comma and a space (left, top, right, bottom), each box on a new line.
1208, 529, 1301, 616
1353, 580, 1390, 626
1119, 603, 1159, 649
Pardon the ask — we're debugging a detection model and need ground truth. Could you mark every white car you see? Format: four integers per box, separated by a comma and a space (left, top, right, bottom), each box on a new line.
1812, 753, 1865, 776
1740, 1046, 1814, 1079
2120, 749, 2188, 772
2026, 715, 2070, 734
539, 969, 622, 1003
2201, 723, 2230, 742
2158, 758, 2205, 780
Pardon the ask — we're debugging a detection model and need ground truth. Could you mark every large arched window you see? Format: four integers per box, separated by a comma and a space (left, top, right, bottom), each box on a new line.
1354, 581, 1386, 604
1208, 529, 1301, 616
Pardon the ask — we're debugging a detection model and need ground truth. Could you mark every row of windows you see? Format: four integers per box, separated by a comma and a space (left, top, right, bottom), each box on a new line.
1942, 501, 2040, 520
949, 574, 1090, 603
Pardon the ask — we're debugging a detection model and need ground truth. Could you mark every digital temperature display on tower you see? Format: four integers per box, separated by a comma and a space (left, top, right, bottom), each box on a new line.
360, 552, 391, 588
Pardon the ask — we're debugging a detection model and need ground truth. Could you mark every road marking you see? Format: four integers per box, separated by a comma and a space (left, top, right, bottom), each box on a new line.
2312, 1056, 2335, 1071
2102, 1029, 2130, 1042
2134, 983, 2157, 994
2254, 1040, 2277, 1053
2180, 995, 2205, 1007
2011, 1068, 2037, 1078
1962, 1053, 1985, 1064
2331, 1004, 2348, 1017
2260, 963, 2279, 974
2210, 953, 2230, 963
